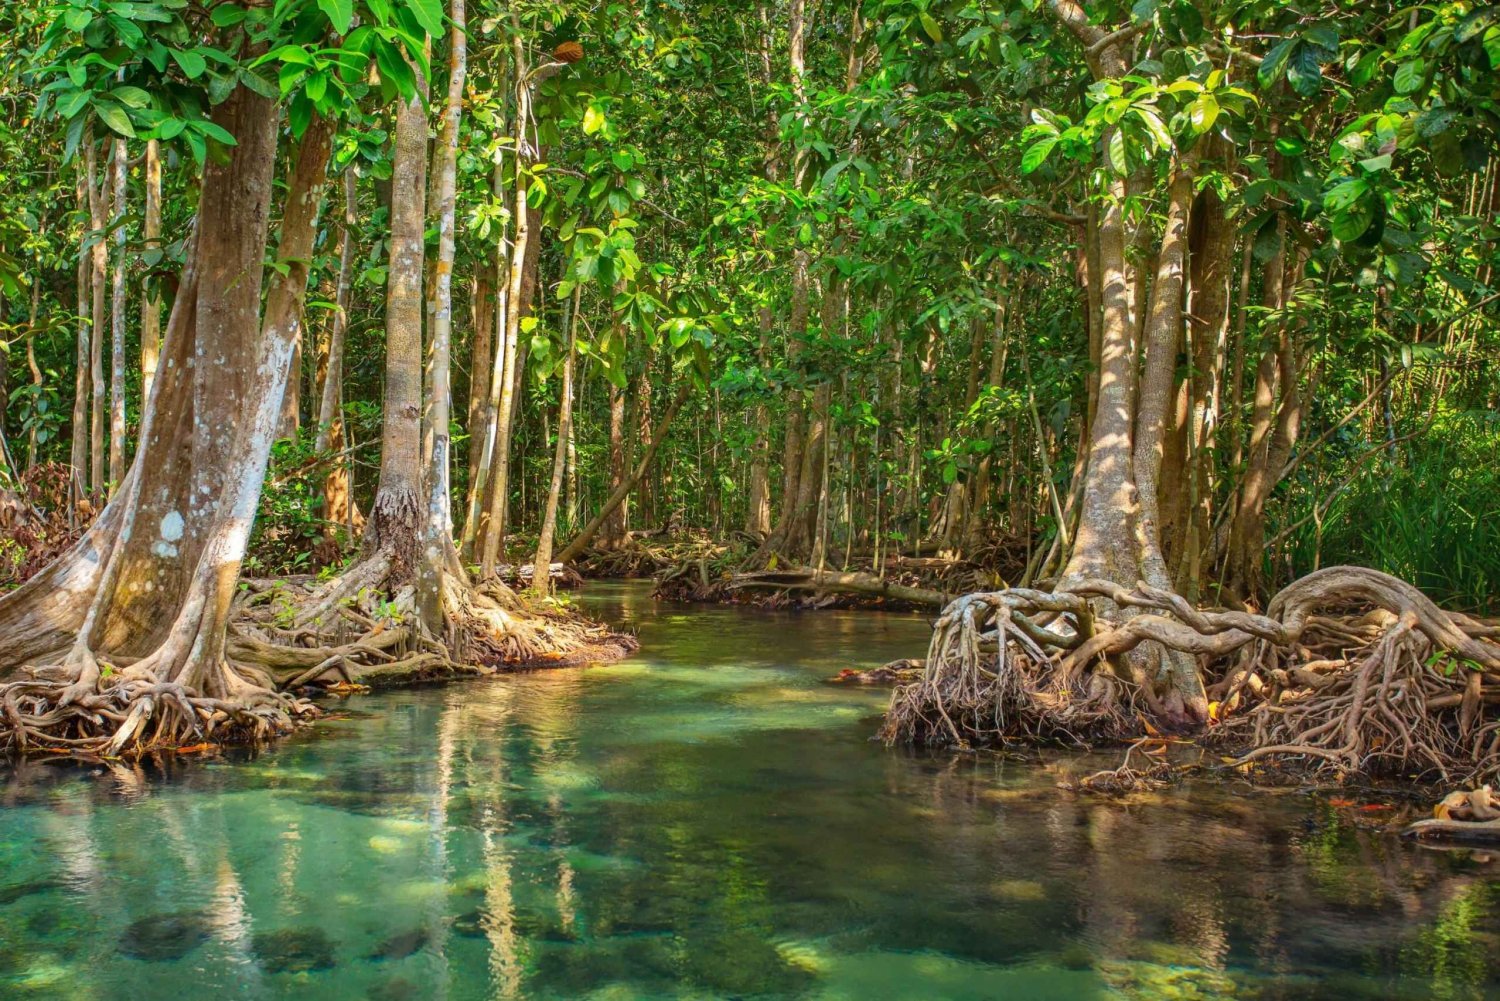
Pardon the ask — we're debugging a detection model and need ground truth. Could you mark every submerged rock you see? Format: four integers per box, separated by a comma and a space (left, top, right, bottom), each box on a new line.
252, 927, 338, 973
0, 879, 65, 906
451, 910, 486, 939
368, 975, 421, 1000
118, 911, 210, 962
368, 927, 430, 961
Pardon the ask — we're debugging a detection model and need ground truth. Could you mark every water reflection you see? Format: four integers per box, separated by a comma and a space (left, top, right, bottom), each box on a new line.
0, 582, 1496, 1000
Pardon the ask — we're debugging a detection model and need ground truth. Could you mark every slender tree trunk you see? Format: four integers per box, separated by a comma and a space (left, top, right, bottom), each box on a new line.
420, 0, 468, 614
85, 133, 106, 497
599, 365, 629, 549
478, 32, 537, 577
466, 271, 493, 488
24, 280, 43, 470
141, 139, 162, 401
108, 136, 128, 491
70, 168, 90, 512
558, 385, 690, 563
317, 168, 359, 541
461, 154, 510, 558
532, 286, 578, 596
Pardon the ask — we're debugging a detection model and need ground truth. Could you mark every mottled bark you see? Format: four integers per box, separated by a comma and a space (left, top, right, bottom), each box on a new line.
367, 74, 430, 593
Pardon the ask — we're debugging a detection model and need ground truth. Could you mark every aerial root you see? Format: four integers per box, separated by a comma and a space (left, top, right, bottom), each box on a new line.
883, 566, 1500, 788
0, 650, 315, 757
1405, 785, 1500, 844
236, 558, 636, 690
879, 587, 1137, 750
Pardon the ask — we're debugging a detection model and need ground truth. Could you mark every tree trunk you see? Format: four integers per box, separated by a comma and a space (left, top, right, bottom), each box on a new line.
477, 32, 537, 577
0, 89, 334, 758
558, 384, 689, 564
1132, 160, 1192, 587
70, 168, 90, 512
141, 138, 162, 402
86, 133, 106, 497
108, 135, 128, 490
420, 0, 468, 615
317, 168, 360, 541
366, 75, 430, 603
532, 286, 578, 597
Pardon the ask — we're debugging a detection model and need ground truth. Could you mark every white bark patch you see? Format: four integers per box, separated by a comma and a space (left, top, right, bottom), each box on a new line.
160, 510, 185, 543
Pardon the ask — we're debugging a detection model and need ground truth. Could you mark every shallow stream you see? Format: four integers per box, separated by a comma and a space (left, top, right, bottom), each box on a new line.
1, 581, 1497, 999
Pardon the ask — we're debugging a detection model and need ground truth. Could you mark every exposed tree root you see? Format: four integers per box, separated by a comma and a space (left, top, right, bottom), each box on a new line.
883, 566, 1500, 788
245, 553, 635, 689
0, 556, 633, 759
1405, 786, 1500, 844
0, 634, 315, 758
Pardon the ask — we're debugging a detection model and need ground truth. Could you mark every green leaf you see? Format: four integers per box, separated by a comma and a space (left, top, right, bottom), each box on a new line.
1257, 39, 1296, 89
1286, 44, 1322, 96
1107, 128, 1127, 174
919, 13, 943, 43
317, 0, 355, 34
56, 89, 91, 120
95, 102, 136, 139
611, 149, 634, 171
1187, 94, 1219, 134
191, 118, 236, 145
1393, 60, 1424, 95
171, 48, 207, 78
112, 85, 152, 109
1020, 136, 1057, 174
1130, 106, 1171, 150
407, 0, 444, 39
1323, 177, 1368, 212
64, 8, 93, 31
1414, 107, 1455, 138
210, 4, 247, 27
582, 105, 605, 135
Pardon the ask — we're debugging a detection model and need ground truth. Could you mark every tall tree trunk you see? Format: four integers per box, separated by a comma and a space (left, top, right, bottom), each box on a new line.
1132, 160, 1193, 588
141, 139, 162, 401
599, 363, 629, 549
420, 0, 468, 615
317, 168, 360, 542
466, 271, 494, 488
477, 30, 538, 577
70, 168, 90, 513
558, 385, 689, 563
108, 135, 128, 491
533, 286, 578, 596
0, 90, 333, 753
1179, 168, 1236, 598
85, 133, 107, 497
367, 71, 431, 616
461, 154, 510, 559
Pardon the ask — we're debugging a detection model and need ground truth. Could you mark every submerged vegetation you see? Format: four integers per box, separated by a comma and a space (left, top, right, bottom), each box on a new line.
0, 0, 1494, 802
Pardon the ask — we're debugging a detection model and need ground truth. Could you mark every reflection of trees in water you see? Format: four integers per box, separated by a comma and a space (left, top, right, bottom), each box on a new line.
912, 754, 1499, 992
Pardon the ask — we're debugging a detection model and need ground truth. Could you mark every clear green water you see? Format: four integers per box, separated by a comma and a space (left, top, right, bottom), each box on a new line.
1, 582, 1498, 1001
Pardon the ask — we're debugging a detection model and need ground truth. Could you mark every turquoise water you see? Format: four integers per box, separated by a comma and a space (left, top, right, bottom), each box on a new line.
1, 581, 1497, 1000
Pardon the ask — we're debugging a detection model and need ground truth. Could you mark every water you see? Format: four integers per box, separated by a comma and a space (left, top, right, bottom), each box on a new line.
1, 581, 1497, 1000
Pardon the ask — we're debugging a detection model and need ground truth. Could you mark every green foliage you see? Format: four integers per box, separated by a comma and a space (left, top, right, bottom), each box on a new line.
1283, 413, 1500, 612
